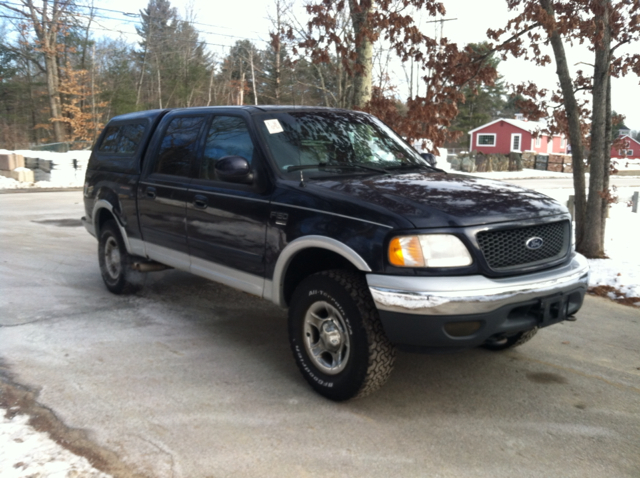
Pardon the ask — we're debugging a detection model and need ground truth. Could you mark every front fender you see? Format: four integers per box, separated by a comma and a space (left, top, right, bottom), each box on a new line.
268, 235, 371, 307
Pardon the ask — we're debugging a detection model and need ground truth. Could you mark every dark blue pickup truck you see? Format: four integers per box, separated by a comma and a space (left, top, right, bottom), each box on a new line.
82, 106, 589, 400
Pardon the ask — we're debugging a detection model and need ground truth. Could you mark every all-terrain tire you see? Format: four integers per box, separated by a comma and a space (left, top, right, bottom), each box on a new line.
481, 327, 538, 351
288, 269, 396, 401
98, 220, 143, 294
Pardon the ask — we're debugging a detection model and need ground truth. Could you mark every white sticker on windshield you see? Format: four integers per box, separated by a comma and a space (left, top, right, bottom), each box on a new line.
264, 119, 284, 134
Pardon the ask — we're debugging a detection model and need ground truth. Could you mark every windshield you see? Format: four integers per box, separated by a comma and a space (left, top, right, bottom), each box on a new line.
254, 110, 428, 178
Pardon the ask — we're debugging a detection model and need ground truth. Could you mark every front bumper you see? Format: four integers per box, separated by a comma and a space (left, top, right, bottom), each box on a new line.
366, 254, 589, 349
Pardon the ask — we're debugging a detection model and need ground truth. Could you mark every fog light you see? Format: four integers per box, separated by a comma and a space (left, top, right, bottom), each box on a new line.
444, 321, 482, 337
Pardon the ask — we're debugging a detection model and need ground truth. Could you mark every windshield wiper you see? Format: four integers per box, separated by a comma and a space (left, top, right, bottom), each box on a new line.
286, 162, 329, 172
286, 162, 389, 174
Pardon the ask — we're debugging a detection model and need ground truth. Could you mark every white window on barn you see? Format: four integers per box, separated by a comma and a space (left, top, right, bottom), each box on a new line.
477, 134, 496, 146
534, 136, 542, 148
561, 137, 566, 148
511, 133, 522, 152
627, 149, 634, 156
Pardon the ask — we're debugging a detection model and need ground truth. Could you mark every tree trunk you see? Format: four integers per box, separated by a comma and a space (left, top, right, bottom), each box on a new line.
44, 52, 65, 142
239, 71, 245, 105
156, 56, 163, 109
349, 0, 374, 109
207, 66, 214, 106
314, 64, 331, 107
336, 44, 344, 108
273, 0, 283, 104
600, 72, 612, 248
250, 49, 258, 105
91, 45, 98, 140
275, 40, 281, 104
136, 42, 149, 107
540, 0, 587, 249
582, 0, 611, 258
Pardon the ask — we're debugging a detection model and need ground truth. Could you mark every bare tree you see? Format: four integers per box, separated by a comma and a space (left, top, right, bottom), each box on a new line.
489, 0, 640, 257
1, 0, 75, 142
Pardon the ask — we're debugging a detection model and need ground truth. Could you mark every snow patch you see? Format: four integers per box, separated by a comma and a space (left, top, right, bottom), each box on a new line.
0, 409, 111, 478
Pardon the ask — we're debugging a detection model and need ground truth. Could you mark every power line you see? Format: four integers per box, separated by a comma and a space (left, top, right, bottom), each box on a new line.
0, 12, 266, 51
0, 0, 267, 38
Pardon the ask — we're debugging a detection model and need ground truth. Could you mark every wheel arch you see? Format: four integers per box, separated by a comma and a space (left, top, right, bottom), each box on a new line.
92, 199, 133, 254
271, 236, 372, 308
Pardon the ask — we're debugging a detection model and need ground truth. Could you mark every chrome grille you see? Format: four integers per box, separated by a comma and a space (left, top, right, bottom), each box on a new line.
476, 221, 569, 271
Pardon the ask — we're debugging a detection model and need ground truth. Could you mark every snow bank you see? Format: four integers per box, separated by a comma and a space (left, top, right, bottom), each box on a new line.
587, 202, 640, 302
0, 149, 90, 189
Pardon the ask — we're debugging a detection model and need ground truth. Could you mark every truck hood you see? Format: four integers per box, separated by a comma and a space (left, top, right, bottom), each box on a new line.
311, 171, 567, 228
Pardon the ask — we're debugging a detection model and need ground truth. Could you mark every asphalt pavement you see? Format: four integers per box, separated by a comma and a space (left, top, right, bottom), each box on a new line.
1, 191, 639, 478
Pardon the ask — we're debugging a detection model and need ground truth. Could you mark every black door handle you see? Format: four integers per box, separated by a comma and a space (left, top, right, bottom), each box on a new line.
146, 186, 157, 199
193, 195, 208, 210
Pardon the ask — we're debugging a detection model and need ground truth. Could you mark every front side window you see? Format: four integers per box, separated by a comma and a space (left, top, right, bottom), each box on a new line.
154, 116, 205, 177
200, 116, 255, 180
255, 111, 427, 178
477, 134, 495, 146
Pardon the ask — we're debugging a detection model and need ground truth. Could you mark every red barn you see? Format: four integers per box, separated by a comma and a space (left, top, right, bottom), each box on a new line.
468, 117, 568, 155
611, 135, 640, 160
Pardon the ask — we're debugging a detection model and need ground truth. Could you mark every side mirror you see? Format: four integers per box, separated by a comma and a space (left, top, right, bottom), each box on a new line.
420, 153, 437, 167
215, 156, 253, 184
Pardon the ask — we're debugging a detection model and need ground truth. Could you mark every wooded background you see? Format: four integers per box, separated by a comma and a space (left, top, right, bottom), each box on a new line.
0, 0, 547, 150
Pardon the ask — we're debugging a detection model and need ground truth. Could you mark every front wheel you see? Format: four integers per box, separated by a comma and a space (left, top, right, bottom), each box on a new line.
288, 270, 396, 401
98, 220, 143, 294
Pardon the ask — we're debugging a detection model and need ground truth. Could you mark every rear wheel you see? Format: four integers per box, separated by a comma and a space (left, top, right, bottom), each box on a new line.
98, 220, 142, 294
288, 270, 395, 401
482, 328, 538, 351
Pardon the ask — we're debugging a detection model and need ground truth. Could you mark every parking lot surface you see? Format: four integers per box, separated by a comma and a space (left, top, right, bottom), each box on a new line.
1, 191, 639, 478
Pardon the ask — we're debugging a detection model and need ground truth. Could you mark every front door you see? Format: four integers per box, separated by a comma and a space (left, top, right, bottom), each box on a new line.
186, 114, 271, 296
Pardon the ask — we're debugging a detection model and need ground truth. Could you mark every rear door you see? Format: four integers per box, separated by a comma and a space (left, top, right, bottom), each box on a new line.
138, 113, 207, 269
186, 114, 271, 295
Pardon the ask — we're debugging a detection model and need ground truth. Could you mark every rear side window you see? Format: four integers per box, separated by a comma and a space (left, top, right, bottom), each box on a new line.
99, 126, 120, 152
97, 123, 146, 155
117, 124, 146, 154
154, 116, 206, 177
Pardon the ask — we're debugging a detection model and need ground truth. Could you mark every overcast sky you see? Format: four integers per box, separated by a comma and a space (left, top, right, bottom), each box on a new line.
99, 0, 640, 130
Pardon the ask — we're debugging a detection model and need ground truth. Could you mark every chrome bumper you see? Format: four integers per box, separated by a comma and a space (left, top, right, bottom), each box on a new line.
367, 254, 589, 316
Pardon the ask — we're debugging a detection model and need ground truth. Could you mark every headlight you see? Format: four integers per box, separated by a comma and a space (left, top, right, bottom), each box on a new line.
388, 234, 473, 268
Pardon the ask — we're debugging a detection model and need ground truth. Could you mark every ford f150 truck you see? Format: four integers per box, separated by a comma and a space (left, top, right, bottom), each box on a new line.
82, 106, 589, 401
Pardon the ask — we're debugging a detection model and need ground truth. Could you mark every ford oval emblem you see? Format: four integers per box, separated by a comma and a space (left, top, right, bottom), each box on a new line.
526, 237, 544, 250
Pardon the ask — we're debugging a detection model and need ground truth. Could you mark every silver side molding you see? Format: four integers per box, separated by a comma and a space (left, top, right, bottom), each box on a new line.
271, 235, 372, 307
145, 243, 267, 298
191, 256, 265, 297
145, 243, 191, 271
